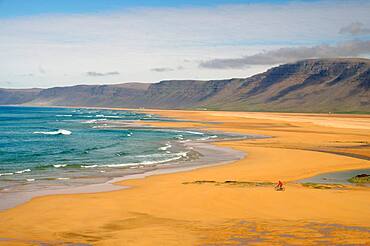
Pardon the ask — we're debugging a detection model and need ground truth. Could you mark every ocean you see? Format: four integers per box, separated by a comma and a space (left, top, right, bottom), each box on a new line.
0, 106, 221, 194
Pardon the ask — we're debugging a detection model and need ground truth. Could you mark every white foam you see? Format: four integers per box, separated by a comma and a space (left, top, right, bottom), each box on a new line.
83, 119, 108, 124
184, 130, 205, 135
26, 179, 35, 182
198, 135, 218, 141
82, 165, 99, 168
33, 129, 72, 135
53, 164, 67, 168
82, 119, 97, 124
158, 142, 172, 151
15, 169, 31, 174
102, 152, 188, 168
163, 129, 205, 135
56, 115, 72, 117
134, 152, 181, 158
57, 177, 70, 180
0, 172, 14, 176
92, 125, 109, 129
179, 139, 191, 143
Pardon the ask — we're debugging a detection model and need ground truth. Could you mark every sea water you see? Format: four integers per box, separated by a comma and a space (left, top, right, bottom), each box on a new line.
0, 106, 219, 193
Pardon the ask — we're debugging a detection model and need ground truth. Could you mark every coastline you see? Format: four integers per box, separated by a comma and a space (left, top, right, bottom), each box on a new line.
0, 108, 369, 245
0, 136, 248, 211
1, 105, 256, 211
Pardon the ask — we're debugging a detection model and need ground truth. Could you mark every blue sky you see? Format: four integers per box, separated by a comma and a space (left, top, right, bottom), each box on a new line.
0, 0, 313, 18
0, 0, 369, 88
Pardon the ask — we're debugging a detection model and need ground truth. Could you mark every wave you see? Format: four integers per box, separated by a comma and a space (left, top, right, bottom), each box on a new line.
53, 164, 67, 168
82, 119, 97, 124
0, 172, 14, 176
16, 150, 189, 175
82, 119, 108, 124
33, 129, 72, 135
81, 164, 98, 168
158, 142, 172, 151
0, 168, 31, 176
92, 124, 109, 128
102, 152, 188, 168
56, 114, 72, 117
15, 169, 31, 174
198, 135, 218, 141
33, 164, 81, 170
183, 130, 205, 135
160, 129, 205, 135
80, 151, 188, 169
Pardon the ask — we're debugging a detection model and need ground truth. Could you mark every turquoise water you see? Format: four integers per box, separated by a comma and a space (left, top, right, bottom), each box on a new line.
0, 106, 218, 192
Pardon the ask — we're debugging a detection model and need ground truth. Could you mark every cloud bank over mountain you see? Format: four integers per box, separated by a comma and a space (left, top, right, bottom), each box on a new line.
200, 40, 370, 69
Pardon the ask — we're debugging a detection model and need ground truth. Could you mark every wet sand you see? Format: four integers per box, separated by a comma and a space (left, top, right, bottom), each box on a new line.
0, 140, 246, 211
0, 109, 369, 245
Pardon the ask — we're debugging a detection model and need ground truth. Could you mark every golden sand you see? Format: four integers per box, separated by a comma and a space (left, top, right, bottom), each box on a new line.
0, 110, 369, 245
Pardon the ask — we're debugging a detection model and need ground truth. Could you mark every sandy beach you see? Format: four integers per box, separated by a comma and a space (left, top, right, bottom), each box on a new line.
0, 110, 369, 245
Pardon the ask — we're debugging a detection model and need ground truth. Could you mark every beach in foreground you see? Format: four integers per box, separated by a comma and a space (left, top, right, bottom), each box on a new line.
0, 110, 369, 245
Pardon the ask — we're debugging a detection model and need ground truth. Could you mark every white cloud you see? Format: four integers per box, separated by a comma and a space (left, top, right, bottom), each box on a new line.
0, 1, 370, 88
151, 67, 174, 72
151, 66, 185, 72
339, 22, 370, 35
86, 71, 120, 77
200, 40, 370, 69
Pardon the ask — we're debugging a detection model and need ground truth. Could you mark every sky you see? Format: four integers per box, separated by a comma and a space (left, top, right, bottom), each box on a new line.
1, 0, 370, 88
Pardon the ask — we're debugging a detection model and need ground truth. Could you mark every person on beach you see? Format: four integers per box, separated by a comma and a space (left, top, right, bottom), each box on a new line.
275, 180, 284, 190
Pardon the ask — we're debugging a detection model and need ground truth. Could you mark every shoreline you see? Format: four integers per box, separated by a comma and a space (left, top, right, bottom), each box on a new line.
3, 104, 370, 116
0, 128, 250, 211
0, 108, 369, 245
1, 106, 367, 210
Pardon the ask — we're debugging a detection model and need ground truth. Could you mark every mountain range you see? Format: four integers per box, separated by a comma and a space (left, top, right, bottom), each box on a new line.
1, 58, 369, 113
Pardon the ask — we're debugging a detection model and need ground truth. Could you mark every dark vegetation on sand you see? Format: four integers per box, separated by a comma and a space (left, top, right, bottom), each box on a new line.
348, 174, 370, 184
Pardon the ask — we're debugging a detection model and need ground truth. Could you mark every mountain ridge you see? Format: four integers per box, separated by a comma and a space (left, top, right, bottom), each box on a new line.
1, 58, 369, 113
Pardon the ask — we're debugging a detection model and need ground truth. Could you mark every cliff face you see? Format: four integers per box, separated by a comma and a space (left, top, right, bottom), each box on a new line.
142, 79, 236, 108
0, 88, 42, 105
29, 83, 149, 107
1, 59, 369, 113
197, 59, 370, 112
138, 58, 370, 112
